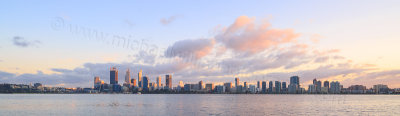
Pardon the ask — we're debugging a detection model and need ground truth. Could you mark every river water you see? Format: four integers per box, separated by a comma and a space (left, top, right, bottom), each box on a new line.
0, 94, 399, 116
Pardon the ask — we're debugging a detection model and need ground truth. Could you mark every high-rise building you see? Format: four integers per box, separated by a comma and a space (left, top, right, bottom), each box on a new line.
205, 83, 214, 91
244, 82, 248, 90
165, 74, 172, 90
110, 67, 118, 85
313, 78, 317, 85
131, 78, 137, 87
269, 81, 273, 93
289, 76, 300, 94
178, 81, 184, 88
224, 82, 232, 92
324, 81, 329, 88
308, 84, 316, 94
235, 77, 240, 87
157, 76, 162, 89
262, 81, 267, 93
198, 81, 203, 90
290, 76, 300, 86
257, 81, 261, 89
215, 85, 226, 93
94, 76, 101, 89
125, 69, 131, 84
138, 69, 142, 88
142, 76, 149, 91
330, 81, 341, 94
282, 82, 287, 93
249, 85, 256, 93
373, 84, 389, 94
275, 81, 281, 94
316, 80, 322, 93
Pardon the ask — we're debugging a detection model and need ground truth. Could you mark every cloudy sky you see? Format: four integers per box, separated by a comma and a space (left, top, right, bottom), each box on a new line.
1, 1, 400, 88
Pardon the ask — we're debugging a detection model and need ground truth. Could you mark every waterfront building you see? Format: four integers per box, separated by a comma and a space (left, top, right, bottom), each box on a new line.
165, 74, 172, 90
215, 85, 226, 93
321, 87, 329, 94
94, 76, 101, 89
131, 78, 137, 87
289, 76, 300, 94
244, 82, 248, 91
198, 81, 203, 90
142, 76, 149, 91
157, 76, 162, 89
249, 85, 256, 93
308, 84, 316, 94
257, 81, 261, 89
178, 81, 184, 89
373, 84, 389, 94
324, 81, 329, 88
125, 69, 131, 85
138, 70, 142, 88
224, 82, 232, 92
275, 81, 281, 94
316, 80, 322, 93
282, 82, 287, 93
330, 81, 341, 94
262, 81, 267, 93
269, 81, 274, 94
235, 78, 240, 87
206, 83, 214, 91
348, 85, 367, 94
110, 67, 118, 85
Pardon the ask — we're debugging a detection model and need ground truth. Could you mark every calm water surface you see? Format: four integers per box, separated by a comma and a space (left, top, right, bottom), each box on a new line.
0, 94, 399, 116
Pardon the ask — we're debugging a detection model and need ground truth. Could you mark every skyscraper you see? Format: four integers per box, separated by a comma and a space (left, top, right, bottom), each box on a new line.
290, 76, 300, 86
224, 82, 232, 92
244, 82, 248, 90
289, 76, 300, 94
275, 81, 281, 94
205, 83, 214, 91
131, 78, 137, 87
198, 81, 203, 90
110, 67, 118, 85
282, 82, 287, 93
125, 69, 131, 84
257, 81, 261, 89
316, 80, 322, 93
157, 76, 162, 89
165, 74, 172, 90
269, 81, 273, 93
313, 78, 317, 85
235, 77, 240, 87
138, 70, 142, 88
324, 81, 329, 88
262, 81, 267, 93
94, 76, 101, 89
142, 76, 149, 91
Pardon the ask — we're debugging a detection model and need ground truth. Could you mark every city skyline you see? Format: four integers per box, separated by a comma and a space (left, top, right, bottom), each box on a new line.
1, 1, 400, 88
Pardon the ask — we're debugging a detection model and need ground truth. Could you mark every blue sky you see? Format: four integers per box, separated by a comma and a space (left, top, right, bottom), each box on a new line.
1, 1, 400, 88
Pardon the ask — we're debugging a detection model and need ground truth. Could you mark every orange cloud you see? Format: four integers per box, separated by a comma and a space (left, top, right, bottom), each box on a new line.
216, 16, 300, 55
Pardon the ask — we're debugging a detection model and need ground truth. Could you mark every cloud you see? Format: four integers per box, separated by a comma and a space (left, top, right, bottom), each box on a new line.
215, 16, 300, 55
165, 38, 215, 60
12, 36, 41, 48
160, 15, 181, 25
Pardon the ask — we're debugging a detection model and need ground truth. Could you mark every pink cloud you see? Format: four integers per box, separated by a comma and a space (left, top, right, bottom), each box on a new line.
216, 16, 300, 55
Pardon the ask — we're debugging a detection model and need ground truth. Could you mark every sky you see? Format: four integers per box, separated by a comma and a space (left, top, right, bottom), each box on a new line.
1, 1, 400, 88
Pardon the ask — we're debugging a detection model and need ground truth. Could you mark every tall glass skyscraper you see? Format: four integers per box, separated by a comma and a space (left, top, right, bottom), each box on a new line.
138, 69, 142, 88
110, 67, 118, 85
165, 74, 172, 90
125, 69, 130, 84
290, 76, 300, 86
262, 81, 267, 93
142, 76, 149, 91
